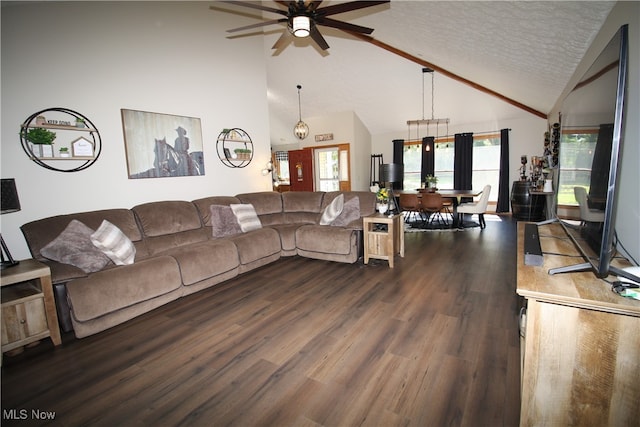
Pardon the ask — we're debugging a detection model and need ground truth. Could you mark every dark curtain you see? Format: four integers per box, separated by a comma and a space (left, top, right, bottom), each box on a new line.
421, 136, 435, 180
392, 139, 404, 190
496, 128, 511, 212
454, 133, 473, 191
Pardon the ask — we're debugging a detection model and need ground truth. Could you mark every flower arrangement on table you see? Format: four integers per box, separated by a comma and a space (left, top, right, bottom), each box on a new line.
424, 174, 438, 191
376, 187, 390, 203
376, 187, 391, 214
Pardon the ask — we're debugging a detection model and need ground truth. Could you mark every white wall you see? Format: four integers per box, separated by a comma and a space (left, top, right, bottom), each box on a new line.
352, 112, 373, 191
275, 110, 372, 191
550, 1, 640, 265
1, 2, 272, 259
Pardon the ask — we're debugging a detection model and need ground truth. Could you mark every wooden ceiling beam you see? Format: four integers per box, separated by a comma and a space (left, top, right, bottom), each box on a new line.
349, 32, 548, 119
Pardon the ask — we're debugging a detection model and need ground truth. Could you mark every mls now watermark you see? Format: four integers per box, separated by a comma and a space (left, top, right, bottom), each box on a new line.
3, 409, 56, 421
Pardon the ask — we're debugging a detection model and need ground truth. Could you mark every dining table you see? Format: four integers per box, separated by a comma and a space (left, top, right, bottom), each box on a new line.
417, 188, 481, 227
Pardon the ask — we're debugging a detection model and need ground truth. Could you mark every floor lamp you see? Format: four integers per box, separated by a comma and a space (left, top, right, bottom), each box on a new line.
1, 178, 21, 270
380, 163, 403, 215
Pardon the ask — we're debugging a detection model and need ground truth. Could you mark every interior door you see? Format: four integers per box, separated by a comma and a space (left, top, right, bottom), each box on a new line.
288, 148, 314, 192
337, 143, 351, 191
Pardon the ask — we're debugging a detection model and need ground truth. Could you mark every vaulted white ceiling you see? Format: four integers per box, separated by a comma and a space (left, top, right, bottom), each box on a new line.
214, 1, 615, 144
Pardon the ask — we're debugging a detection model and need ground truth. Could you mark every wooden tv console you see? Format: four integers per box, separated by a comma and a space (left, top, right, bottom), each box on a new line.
516, 222, 640, 426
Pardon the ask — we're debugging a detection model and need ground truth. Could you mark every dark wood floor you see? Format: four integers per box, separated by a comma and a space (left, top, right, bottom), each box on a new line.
2, 215, 521, 426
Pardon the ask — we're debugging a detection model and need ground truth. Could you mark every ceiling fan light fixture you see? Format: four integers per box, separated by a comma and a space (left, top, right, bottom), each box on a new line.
292, 16, 310, 37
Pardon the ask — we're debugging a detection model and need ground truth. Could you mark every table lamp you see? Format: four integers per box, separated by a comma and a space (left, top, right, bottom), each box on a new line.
1, 178, 21, 270
380, 163, 404, 214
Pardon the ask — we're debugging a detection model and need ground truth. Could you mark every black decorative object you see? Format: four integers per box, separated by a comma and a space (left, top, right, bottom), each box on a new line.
216, 128, 253, 168
1, 178, 21, 269
20, 107, 101, 172
380, 163, 403, 214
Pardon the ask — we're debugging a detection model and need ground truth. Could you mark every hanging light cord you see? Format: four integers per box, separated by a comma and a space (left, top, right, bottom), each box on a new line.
431, 71, 435, 120
422, 71, 426, 121
297, 84, 303, 121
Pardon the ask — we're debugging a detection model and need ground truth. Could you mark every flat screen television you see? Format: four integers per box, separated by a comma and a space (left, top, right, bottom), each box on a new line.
550, 24, 639, 284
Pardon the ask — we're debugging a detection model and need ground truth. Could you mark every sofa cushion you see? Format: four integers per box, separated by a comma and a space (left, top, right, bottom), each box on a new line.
66, 256, 182, 322
192, 196, 241, 226
91, 220, 136, 265
268, 223, 302, 252
229, 227, 281, 265
209, 205, 242, 237
133, 200, 202, 237
236, 192, 283, 215
319, 194, 344, 225
21, 209, 142, 261
324, 191, 376, 213
230, 204, 262, 232
296, 225, 355, 255
282, 191, 324, 213
331, 196, 360, 227
281, 191, 323, 224
159, 240, 239, 286
40, 220, 111, 273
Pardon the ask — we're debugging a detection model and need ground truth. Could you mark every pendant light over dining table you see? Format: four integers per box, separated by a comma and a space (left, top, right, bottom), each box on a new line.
294, 84, 309, 140
406, 68, 450, 148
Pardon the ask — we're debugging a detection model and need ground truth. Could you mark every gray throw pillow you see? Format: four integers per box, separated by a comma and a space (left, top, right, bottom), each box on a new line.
230, 203, 262, 232
331, 196, 360, 227
40, 219, 111, 273
90, 220, 136, 265
210, 205, 243, 237
320, 194, 344, 225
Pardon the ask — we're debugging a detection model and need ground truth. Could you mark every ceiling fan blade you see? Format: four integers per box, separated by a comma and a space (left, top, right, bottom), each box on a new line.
271, 29, 293, 50
315, 1, 389, 17
309, 26, 330, 50
316, 17, 375, 35
219, 1, 288, 16
307, 1, 324, 12
227, 18, 288, 33
273, 0, 292, 8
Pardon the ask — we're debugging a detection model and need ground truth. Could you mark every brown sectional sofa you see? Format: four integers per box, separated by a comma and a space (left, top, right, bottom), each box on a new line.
21, 191, 376, 338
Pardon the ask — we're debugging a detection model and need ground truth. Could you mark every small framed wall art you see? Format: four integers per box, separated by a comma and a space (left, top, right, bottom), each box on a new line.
71, 136, 95, 157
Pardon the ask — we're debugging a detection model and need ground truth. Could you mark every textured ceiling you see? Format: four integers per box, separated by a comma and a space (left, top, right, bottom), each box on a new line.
214, 1, 615, 144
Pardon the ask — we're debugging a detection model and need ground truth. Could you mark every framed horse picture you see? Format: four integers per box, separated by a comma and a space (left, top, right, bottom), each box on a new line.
121, 109, 205, 179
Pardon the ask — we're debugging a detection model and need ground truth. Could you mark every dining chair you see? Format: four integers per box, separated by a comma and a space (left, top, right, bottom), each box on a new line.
420, 192, 449, 227
399, 193, 422, 224
574, 186, 605, 224
457, 184, 491, 229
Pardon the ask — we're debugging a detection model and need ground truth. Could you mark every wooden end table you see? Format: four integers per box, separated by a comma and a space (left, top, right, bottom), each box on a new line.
1, 259, 61, 359
363, 213, 405, 268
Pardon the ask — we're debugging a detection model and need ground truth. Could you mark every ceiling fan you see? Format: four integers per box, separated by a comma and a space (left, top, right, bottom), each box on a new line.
216, 1, 390, 51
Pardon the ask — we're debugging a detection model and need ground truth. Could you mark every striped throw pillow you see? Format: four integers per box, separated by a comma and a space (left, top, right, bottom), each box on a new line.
90, 220, 136, 265
320, 194, 344, 225
230, 204, 262, 232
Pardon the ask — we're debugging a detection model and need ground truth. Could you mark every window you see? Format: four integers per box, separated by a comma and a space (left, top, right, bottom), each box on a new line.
558, 128, 598, 205
274, 151, 289, 184
434, 138, 454, 190
402, 143, 422, 190
402, 135, 500, 201
314, 147, 340, 192
471, 136, 500, 201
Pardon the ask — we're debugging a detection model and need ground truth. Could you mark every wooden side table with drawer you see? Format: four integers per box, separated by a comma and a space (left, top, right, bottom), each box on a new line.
1, 259, 61, 358
363, 213, 405, 268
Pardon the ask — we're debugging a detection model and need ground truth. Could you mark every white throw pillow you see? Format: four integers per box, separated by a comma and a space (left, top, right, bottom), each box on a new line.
230, 204, 262, 232
90, 220, 136, 265
319, 194, 344, 225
